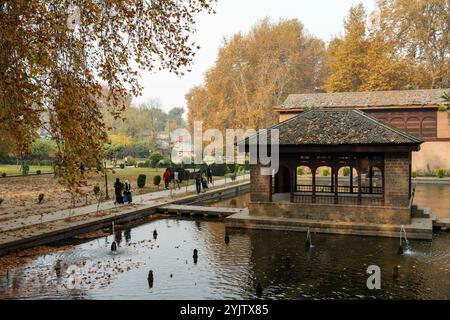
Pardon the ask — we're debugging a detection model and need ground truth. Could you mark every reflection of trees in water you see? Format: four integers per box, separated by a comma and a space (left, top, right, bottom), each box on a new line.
417, 236, 450, 299
211, 193, 251, 208
246, 230, 430, 299
191, 222, 255, 298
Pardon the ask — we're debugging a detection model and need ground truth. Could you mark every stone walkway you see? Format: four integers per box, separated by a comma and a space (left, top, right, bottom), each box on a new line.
0, 174, 250, 233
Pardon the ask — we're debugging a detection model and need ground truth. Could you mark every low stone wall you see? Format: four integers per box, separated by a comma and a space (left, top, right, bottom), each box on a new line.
249, 201, 411, 225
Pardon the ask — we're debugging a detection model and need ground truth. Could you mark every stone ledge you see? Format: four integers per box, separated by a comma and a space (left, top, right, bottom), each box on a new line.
225, 210, 433, 240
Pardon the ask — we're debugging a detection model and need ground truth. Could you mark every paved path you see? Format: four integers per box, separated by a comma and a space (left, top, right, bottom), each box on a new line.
0, 174, 249, 233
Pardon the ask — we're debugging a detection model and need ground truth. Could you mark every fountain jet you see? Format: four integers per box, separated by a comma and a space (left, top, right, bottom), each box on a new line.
398, 225, 409, 255
305, 228, 313, 248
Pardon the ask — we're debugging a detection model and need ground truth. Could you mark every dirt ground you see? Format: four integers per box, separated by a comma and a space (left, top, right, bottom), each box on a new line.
0, 167, 220, 222
0, 168, 169, 221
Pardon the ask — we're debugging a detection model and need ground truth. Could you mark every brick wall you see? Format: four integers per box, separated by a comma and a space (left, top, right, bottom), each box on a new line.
250, 164, 271, 202
384, 152, 411, 207
249, 201, 411, 225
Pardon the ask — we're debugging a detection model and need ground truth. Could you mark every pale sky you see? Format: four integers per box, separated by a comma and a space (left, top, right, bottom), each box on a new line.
133, 0, 376, 112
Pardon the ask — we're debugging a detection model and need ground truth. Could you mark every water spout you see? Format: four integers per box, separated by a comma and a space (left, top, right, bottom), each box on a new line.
305, 228, 313, 248
398, 225, 409, 255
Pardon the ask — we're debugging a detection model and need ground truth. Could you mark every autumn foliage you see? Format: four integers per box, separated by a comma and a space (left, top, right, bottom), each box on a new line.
324, 1, 449, 92
187, 18, 327, 132
0, 0, 214, 192
188, 1, 449, 132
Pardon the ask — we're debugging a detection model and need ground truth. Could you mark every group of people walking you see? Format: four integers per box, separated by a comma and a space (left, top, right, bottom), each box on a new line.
162, 168, 182, 190
113, 178, 133, 205
162, 165, 213, 194
113, 165, 214, 204
194, 165, 213, 194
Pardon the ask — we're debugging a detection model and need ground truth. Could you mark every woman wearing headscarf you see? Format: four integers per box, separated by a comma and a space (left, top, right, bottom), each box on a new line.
123, 179, 132, 204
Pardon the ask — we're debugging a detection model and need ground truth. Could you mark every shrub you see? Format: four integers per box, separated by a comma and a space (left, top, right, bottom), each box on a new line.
153, 175, 161, 188
437, 168, 445, 178
342, 167, 350, 176
40, 159, 54, 166
189, 171, 197, 179
182, 170, 190, 181
137, 174, 147, 188
1, 173, 6, 178
137, 160, 150, 168
150, 152, 164, 167
36, 170, 41, 175
157, 158, 170, 168
411, 171, 417, 178
93, 185, 101, 196
297, 167, 304, 176
244, 160, 250, 171
21, 163, 30, 176
127, 156, 137, 167
119, 163, 125, 169
322, 168, 329, 176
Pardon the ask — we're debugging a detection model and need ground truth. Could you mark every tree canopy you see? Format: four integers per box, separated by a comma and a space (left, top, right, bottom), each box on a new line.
324, 1, 449, 92
187, 18, 327, 131
0, 0, 214, 191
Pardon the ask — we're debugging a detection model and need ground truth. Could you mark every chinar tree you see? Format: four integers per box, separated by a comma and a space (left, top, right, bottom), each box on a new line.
187, 18, 327, 132
0, 0, 214, 193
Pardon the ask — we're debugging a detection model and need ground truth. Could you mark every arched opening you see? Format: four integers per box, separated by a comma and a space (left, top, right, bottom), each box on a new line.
315, 166, 333, 193
337, 166, 358, 193
361, 166, 383, 195
273, 166, 291, 194
296, 166, 312, 192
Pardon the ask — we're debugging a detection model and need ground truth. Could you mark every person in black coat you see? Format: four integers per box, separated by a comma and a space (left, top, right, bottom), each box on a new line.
114, 178, 124, 204
206, 165, 213, 184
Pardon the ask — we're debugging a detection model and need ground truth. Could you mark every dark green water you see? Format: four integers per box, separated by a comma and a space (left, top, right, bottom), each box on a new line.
0, 184, 449, 300
0, 218, 449, 300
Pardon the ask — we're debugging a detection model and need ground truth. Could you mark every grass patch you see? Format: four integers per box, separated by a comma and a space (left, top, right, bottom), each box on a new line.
0, 165, 53, 175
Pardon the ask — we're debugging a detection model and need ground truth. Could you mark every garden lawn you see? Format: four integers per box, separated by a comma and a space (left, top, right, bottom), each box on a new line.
0, 166, 224, 221
0, 165, 53, 176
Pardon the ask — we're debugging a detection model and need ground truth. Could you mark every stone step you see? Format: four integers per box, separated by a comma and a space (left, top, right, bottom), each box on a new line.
412, 206, 431, 219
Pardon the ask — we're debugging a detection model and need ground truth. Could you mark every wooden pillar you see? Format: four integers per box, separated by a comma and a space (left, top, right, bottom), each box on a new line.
330, 167, 334, 193
334, 169, 338, 204
290, 168, 294, 202
357, 168, 362, 205
312, 170, 316, 203
349, 166, 354, 193
269, 175, 273, 202
408, 152, 412, 200
369, 167, 373, 194
381, 168, 385, 206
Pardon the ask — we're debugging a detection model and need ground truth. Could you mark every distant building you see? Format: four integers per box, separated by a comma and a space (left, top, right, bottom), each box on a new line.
170, 133, 193, 163
273, 88, 450, 171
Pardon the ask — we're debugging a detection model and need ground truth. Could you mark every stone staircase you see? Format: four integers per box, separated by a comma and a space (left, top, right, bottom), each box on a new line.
411, 205, 432, 219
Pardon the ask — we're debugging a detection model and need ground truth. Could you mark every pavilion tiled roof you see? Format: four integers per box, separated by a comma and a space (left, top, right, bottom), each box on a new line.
275, 88, 450, 110
247, 109, 422, 145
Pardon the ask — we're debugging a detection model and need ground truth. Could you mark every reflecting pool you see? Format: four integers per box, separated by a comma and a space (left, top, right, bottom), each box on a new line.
0, 183, 449, 300
1, 217, 450, 300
